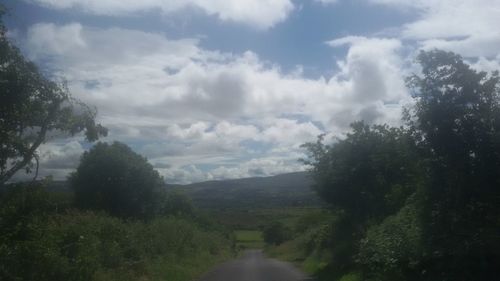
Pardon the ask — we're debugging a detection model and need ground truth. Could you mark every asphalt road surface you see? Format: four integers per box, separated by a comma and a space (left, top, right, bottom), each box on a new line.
197, 250, 310, 281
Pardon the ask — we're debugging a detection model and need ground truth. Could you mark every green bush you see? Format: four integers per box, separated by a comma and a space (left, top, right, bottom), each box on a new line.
161, 191, 194, 217
357, 196, 423, 280
262, 221, 291, 245
71, 142, 165, 219
0, 186, 233, 281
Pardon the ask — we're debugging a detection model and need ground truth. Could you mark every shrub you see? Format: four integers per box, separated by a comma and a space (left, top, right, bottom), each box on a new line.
358, 196, 423, 280
0, 186, 233, 281
262, 221, 291, 245
71, 142, 165, 219
339, 272, 362, 281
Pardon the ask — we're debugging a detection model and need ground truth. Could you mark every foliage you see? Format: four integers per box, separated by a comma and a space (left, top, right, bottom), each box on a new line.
294, 209, 334, 235
338, 272, 362, 281
71, 142, 164, 219
162, 191, 194, 217
301, 50, 500, 280
0, 12, 106, 185
264, 209, 337, 278
406, 50, 500, 279
262, 221, 291, 245
302, 122, 420, 222
358, 195, 423, 280
0, 185, 233, 281
234, 230, 264, 249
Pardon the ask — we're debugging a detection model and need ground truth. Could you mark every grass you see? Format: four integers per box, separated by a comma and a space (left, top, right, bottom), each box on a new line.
234, 230, 264, 249
266, 240, 332, 278
209, 207, 322, 229
265, 240, 302, 262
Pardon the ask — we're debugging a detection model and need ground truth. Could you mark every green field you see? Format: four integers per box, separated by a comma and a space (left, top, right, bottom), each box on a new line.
210, 207, 322, 229
234, 230, 264, 249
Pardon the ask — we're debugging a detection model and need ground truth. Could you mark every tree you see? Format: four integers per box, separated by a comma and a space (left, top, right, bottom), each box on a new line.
71, 142, 165, 219
0, 9, 106, 185
262, 221, 291, 245
406, 49, 500, 279
162, 191, 194, 217
302, 122, 420, 223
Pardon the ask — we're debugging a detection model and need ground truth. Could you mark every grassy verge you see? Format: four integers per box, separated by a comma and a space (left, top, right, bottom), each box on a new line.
265, 240, 331, 277
234, 230, 264, 250
262, 208, 336, 279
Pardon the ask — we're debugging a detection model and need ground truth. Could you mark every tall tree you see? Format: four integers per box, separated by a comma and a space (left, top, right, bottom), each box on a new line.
0, 9, 106, 184
406, 49, 500, 279
302, 122, 422, 275
302, 122, 420, 222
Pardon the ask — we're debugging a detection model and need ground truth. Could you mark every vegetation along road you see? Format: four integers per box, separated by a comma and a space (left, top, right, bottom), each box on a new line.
198, 250, 309, 281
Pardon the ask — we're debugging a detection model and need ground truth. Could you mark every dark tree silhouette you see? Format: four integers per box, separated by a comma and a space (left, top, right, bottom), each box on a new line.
406, 49, 500, 279
303, 50, 500, 280
302, 122, 420, 222
262, 221, 291, 245
71, 142, 165, 219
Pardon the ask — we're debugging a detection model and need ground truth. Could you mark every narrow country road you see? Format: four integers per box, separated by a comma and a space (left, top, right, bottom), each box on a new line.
197, 250, 310, 281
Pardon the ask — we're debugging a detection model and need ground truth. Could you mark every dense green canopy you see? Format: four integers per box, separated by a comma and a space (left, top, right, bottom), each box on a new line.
71, 142, 165, 219
303, 50, 500, 280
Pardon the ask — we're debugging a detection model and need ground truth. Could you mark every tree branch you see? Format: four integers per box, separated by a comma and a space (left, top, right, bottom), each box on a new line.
0, 103, 58, 185
31, 154, 39, 183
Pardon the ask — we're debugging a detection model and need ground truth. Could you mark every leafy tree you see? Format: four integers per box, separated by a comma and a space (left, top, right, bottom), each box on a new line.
0, 9, 106, 185
301, 49, 500, 280
262, 221, 291, 245
358, 195, 423, 280
70, 142, 165, 219
406, 49, 500, 279
302, 122, 420, 223
162, 191, 194, 217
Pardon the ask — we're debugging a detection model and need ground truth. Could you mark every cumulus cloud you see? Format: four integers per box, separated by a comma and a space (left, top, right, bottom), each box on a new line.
21, 22, 413, 183
26, 0, 294, 29
38, 140, 85, 170
370, 0, 500, 59
209, 157, 306, 180
324, 36, 410, 127
25, 23, 409, 129
14, 0, 500, 183
11, 140, 85, 181
161, 156, 306, 184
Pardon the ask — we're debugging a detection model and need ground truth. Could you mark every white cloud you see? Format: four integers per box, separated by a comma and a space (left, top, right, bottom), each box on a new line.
14, 1, 500, 184
313, 0, 339, 5
160, 155, 306, 184
370, 0, 500, 58
162, 164, 214, 184
210, 157, 306, 180
420, 33, 500, 58
12, 140, 85, 181
22, 23, 412, 183
324, 36, 410, 127
26, 23, 86, 56
27, 0, 294, 29
38, 140, 85, 170
470, 55, 500, 74
259, 119, 323, 145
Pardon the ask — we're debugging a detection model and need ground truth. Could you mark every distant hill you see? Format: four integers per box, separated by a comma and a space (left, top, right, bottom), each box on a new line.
6, 172, 322, 210
167, 172, 322, 209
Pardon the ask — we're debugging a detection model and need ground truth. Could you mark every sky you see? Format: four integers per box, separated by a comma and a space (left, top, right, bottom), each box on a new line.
4, 0, 500, 184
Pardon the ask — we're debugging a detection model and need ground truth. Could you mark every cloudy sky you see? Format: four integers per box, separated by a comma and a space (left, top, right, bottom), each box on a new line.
5, 0, 500, 183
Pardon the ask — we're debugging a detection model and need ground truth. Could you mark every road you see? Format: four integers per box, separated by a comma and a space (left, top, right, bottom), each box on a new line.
197, 250, 310, 281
